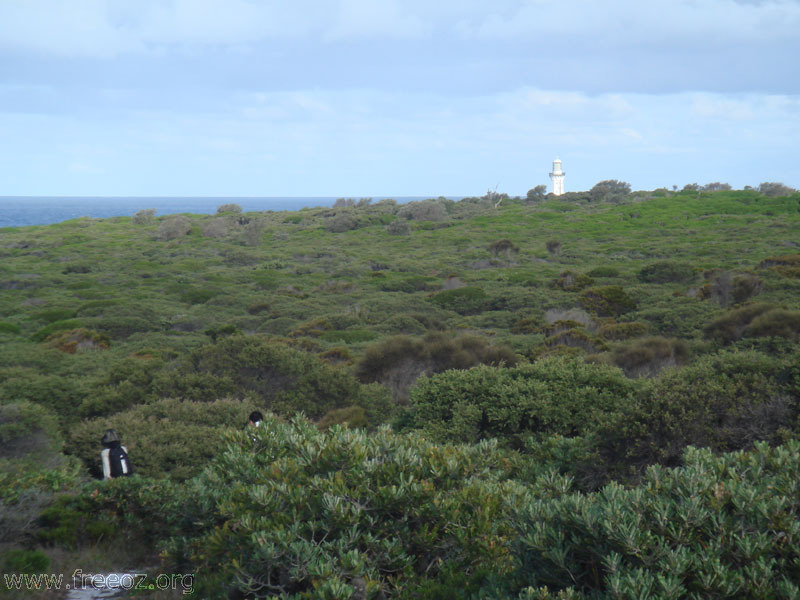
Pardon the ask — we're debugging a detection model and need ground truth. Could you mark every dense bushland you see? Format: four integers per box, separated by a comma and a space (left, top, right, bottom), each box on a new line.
1, 188, 800, 596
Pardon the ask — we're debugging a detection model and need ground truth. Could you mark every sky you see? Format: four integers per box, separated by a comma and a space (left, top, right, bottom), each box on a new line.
1, 0, 799, 197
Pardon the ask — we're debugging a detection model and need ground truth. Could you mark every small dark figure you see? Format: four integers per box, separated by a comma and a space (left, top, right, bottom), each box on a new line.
248, 411, 264, 428
100, 429, 133, 479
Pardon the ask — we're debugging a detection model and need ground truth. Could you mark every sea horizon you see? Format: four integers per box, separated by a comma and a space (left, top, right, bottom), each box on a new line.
0, 195, 456, 228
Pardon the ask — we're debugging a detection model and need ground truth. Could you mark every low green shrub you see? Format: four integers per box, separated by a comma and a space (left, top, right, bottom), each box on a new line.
594, 350, 799, 478
704, 302, 775, 342
319, 329, 378, 343
579, 286, 637, 317
32, 308, 77, 323
153, 335, 392, 422
30, 319, 83, 342
0, 321, 21, 335
408, 358, 637, 447
1, 549, 50, 574
598, 321, 648, 340
611, 336, 691, 377
45, 328, 110, 353
743, 308, 800, 340
67, 398, 253, 481
637, 261, 695, 283
356, 332, 518, 402
586, 266, 619, 278
430, 286, 489, 315
550, 271, 594, 292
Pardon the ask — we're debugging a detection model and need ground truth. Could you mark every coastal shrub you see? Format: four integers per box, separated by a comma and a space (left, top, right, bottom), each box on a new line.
611, 336, 690, 377
131, 208, 156, 224
0, 401, 61, 461
378, 314, 427, 335
216, 203, 242, 214
0, 321, 21, 335
759, 253, 800, 278
319, 329, 378, 344
83, 315, 158, 339
637, 261, 695, 284
153, 335, 391, 421
33, 308, 77, 323
45, 328, 110, 354
356, 333, 517, 402
551, 271, 594, 291
398, 199, 447, 221
1, 549, 49, 574
386, 219, 411, 235
0, 371, 88, 417
579, 286, 637, 317
586, 266, 619, 278
488, 239, 520, 257
201, 217, 229, 238
156, 216, 192, 240
30, 319, 83, 342
743, 308, 800, 340
545, 328, 605, 353
732, 273, 764, 303
408, 358, 636, 447
316, 405, 368, 430
545, 240, 562, 255
380, 275, 436, 293
67, 398, 253, 481
594, 350, 799, 477
511, 441, 800, 599
430, 286, 489, 315
172, 417, 522, 599
589, 180, 631, 203
704, 302, 775, 343
512, 316, 542, 334
598, 321, 648, 340
326, 214, 357, 233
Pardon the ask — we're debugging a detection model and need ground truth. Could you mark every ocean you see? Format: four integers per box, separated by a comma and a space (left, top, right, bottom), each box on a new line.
0, 196, 437, 228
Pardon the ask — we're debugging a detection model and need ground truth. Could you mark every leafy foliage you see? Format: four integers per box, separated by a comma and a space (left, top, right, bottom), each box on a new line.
408, 358, 636, 447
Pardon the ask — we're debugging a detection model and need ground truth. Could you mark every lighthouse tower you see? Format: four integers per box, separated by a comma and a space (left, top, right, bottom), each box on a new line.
549, 158, 565, 196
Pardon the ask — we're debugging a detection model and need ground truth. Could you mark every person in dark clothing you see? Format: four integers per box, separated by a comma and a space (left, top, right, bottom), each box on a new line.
100, 429, 133, 479
248, 411, 264, 427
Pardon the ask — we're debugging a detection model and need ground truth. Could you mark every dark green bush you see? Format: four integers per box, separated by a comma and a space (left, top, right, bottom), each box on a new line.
30, 319, 83, 342
2, 549, 50, 574
67, 398, 253, 480
579, 286, 637, 317
356, 332, 518, 402
743, 308, 800, 340
704, 302, 775, 342
0, 371, 88, 418
319, 329, 378, 343
0, 321, 21, 335
594, 350, 799, 478
32, 308, 77, 323
586, 266, 619, 278
550, 271, 594, 291
430, 286, 489, 315
380, 275, 436, 293
488, 239, 520, 256
0, 401, 61, 461
611, 336, 691, 377
408, 358, 636, 448
154, 335, 392, 422
637, 261, 695, 283
598, 321, 648, 340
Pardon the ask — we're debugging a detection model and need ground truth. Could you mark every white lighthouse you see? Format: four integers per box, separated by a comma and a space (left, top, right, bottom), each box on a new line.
549, 157, 565, 196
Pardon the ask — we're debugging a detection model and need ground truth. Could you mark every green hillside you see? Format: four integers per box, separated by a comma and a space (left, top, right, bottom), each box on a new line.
2, 189, 800, 598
